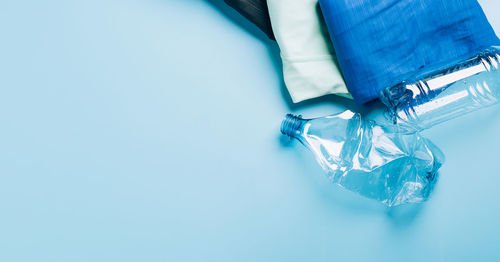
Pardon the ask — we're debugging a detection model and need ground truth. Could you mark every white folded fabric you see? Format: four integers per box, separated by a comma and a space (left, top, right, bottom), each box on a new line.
267, 0, 351, 103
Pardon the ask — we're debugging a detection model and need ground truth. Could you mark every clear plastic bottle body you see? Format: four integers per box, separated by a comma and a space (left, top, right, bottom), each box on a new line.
281, 110, 444, 206
381, 46, 500, 131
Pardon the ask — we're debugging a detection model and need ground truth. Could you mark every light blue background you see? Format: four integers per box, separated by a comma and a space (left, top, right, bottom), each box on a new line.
1, 0, 499, 261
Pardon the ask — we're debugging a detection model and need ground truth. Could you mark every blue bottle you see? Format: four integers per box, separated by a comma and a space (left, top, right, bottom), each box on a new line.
381, 46, 500, 131
281, 110, 444, 206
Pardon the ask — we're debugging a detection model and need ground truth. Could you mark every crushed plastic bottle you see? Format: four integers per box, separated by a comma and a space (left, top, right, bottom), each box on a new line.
280, 110, 444, 206
381, 46, 500, 131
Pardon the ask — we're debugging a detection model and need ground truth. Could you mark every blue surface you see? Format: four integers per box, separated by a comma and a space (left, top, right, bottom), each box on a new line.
0, 0, 499, 261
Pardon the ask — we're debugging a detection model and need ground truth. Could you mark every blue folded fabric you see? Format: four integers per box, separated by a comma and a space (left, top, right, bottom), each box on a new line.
319, 0, 500, 104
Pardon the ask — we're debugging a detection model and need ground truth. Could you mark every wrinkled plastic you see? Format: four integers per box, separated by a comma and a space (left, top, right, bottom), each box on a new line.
381, 46, 500, 132
281, 110, 444, 206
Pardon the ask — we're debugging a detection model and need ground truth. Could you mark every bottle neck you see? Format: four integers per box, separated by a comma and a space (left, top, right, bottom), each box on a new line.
281, 114, 305, 138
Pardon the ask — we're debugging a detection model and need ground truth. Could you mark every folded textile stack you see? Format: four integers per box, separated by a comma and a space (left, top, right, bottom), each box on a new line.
226, 0, 498, 105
